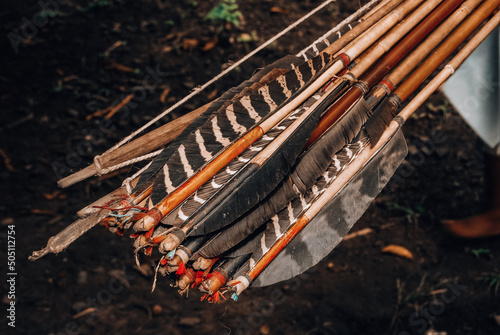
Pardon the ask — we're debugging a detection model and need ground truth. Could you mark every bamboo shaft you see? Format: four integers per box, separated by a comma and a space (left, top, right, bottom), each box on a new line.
395, 0, 500, 101
366, 0, 483, 107
361, 0, 464, 87
324, 0, 406, 55
341, 0, 425, 62
305, 0, 462, 147
387, 0, 483, 87
399, 9, 500, 122
351, 0, 448, 79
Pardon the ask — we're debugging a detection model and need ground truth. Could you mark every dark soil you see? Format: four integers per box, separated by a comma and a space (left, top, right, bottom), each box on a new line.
1, 1, 499, 334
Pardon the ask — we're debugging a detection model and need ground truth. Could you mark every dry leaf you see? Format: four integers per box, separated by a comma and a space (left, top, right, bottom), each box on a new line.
73, 307, 96, 319
1, 218, 14, 226
104, 40, 123, 57
162, 45, 173, 53
43, 190, 62, 200
182, 38, 199, 51
270, 7, 290, 15
160, 87, 171, 104
0, 148, 14, 172
105, 94, 133, 119
344, 227, 373, 240
202, 36, 218, 51
106, 61, 137, 73
30, 209, 56, 216
237, 33, 253, 42
382, 245, 414, 260
206, 89, 218, 100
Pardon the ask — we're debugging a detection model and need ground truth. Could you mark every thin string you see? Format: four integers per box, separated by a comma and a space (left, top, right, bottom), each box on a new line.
296, 0, 382, 59
95, 149, 162, 176
122, 160, 153, 194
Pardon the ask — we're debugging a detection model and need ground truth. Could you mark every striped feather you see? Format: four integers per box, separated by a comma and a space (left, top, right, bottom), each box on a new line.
147, 52, 334, 205
132, 55, 302, 196
167, 103, 309, 228
197, 98, 370, 258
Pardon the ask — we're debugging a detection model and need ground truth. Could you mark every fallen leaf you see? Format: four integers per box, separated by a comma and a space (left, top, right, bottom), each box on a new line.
382, 245, 414, 260
105, 94, 134, 119
0, 148, 14, 172
62, 75, 79, 82
106, 61, 137, 73
103, 40, 123, 57
179, 316, 201, 326
271, 7, 290, 15
206, 89, 218, 100
344, 227, 373, 240
202, 36, 218, 51
182, 38, 199, 51
237, 33, 253, 43
86, 106, 113, 121
165, 32, 177, 40
260, 324, 270, 335
43, 190, 62, 200
73, 307, 96, 319
30, 209, 56, 216
1, 218, 14, 226
160, 87, 171, 104
152, 304, 162, 315
162, 45, 173, 53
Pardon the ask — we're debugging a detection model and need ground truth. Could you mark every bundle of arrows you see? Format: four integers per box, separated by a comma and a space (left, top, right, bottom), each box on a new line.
30, 0, 500, 303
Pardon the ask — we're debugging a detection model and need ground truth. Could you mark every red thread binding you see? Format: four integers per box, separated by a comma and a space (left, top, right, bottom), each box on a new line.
380, 80, 394, 92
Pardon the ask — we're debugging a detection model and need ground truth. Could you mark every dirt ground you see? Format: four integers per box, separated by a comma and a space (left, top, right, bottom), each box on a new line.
1, 0, 499, 334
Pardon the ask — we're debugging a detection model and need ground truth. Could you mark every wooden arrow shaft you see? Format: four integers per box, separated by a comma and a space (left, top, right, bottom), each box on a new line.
305, 0, 463, 148
399, 8, 500, 122
395, 0, 500, 102
323, 0, 405, 56
366, 0, 483, 107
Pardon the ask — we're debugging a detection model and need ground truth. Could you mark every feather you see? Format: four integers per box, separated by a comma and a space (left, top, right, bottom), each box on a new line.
221, 131, 369, 261
132, 55, 303, 196
147, 52, 334, 205
197, 98, 371, 258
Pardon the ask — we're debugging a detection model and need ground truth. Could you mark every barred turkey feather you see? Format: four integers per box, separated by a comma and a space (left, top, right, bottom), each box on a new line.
132, 55, 302, 197
197, 98, 370, 258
